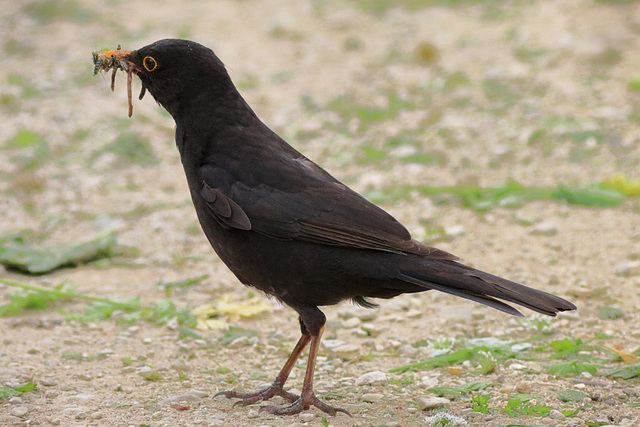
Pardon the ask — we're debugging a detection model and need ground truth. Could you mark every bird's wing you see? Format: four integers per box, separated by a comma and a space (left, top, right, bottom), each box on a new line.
199, 152, 456, 259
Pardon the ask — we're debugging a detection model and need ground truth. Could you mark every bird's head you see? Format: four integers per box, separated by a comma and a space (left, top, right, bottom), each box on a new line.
93, 39, 233, 118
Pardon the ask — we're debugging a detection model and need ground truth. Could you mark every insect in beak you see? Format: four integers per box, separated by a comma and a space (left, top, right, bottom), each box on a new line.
92, 46, 140, 117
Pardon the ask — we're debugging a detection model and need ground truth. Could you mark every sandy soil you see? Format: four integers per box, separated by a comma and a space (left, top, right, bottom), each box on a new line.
1, 1, 639, 426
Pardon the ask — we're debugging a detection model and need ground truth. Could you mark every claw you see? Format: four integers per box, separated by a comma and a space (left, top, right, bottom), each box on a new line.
259, 393, 351, 416
215, 383, 300, 407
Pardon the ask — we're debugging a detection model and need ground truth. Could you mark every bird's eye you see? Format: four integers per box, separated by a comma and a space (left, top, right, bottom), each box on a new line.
143, 56, 158, 72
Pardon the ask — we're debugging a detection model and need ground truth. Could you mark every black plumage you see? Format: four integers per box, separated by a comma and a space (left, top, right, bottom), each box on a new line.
100, 39, 576, 416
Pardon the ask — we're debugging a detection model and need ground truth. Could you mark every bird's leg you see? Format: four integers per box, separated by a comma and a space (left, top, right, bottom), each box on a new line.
215, 333, 310, 405
259, 326, 351, 416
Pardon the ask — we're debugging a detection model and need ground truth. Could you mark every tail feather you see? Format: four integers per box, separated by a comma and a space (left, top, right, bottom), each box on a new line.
400, 259, 576, 317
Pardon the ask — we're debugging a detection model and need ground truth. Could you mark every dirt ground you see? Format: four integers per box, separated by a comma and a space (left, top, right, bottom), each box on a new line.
1, 0, 639, 426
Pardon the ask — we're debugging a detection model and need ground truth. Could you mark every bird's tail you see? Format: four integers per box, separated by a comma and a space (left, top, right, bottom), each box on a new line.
399, 259, 576, 317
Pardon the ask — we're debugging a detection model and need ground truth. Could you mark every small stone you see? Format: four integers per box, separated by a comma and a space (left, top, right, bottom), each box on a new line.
166, 318, 179, 330
508, 363, 527, 370
190, 390, 208, 398
420, 375, 439, 388
405, 309, 422, 319
227, 336, 249, 348
444, 225, 465, 237
337, 306, 377, 321
48, 418, 61, 426
247, 409, 259, 419
8, 396, 22, 404
399, 344, 418, 358
299, 412, 315, 422
342, 317, 361, 328
98, 348, 114, 357
45, 390, 59, 398
27, 348, 39, 354
355, 371, 387, 386
41, 378, 58, 386
10, 406, 28, 417
549, 409, 565, 420
514, 381, 531, 394
333, 344, 359, 353
615, 261, 640, 276
207, 417, 225, 426
362, 393, 384, 403
76, 411, 87, 420
529, 222, 557, 236
417, 396, 450, 410
67, 393, 93, 403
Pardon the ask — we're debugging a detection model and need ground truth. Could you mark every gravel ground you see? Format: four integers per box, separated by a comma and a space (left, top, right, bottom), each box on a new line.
1, 1, 639, 426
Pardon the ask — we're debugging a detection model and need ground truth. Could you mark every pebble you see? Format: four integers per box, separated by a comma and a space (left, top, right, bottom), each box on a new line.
337, 306, 377, 321
508, 363, 527, 370
355, 371, 387, 386
299, 412, 315, 422
9, 396, 22, 404
405, 309, 422, 319
207, 417, 225, 425
227, 336, 249, 348
529, 222, 557, 236
342, 317, 361, 328
333, 344, 359, 353
98, 348, 114, 357
420, 375, 439, 388
362, 393, 384, 403
247, 409, 260, 419
513, 381, 531, 393
41, 378, 58, 386
444, 225, 465, 237
160, 390, 207, 406
615, 261, 640, 276
549, 409, 565, 420
67, 393, 93, 403
399, 344, 418, 358
10, 406, 28, 417
417, 396, 450, 410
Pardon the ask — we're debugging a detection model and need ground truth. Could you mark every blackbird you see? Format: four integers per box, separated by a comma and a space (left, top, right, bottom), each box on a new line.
94, 39, 576, 416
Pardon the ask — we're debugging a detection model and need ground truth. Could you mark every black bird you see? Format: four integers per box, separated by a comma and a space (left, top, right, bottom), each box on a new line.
94, 39, 576, 416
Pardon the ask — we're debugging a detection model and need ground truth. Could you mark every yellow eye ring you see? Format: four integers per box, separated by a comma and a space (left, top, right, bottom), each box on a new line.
143, 56, 158, 72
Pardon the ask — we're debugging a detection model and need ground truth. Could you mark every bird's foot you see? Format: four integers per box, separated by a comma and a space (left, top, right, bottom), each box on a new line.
259, 392, 351, 416
215, 382, 299, 407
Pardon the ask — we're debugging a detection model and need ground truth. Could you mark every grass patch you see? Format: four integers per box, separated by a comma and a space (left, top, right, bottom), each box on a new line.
350, 0, 500, 15
428, 381, 492, 399
220, 326, 260, 345
97, 130, 160, 168
23, 0, 96, 24
0, 278, 197, 330
363, 179, 630, 210
0, 279, 140, 317
4, 130, 50, 170
0, 383, 36, 400
0, 232, 118, 274
154, 274, 209, 297
390, 337, 537, 373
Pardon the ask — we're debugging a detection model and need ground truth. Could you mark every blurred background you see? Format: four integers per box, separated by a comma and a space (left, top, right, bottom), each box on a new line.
0, 1, 639, 426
